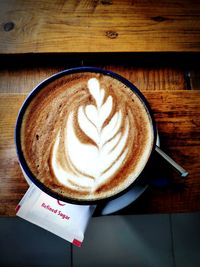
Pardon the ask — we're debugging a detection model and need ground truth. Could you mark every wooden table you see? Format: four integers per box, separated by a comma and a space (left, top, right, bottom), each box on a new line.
0, 1, 200, 216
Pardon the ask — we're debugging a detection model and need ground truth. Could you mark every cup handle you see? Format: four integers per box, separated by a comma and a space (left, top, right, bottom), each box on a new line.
155, 146, 189, 177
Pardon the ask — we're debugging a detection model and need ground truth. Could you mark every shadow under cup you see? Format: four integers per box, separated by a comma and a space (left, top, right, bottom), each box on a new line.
15, 67, 157, 205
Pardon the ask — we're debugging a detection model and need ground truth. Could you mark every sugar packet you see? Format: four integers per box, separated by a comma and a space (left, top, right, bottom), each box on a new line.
16, 183, 96, 247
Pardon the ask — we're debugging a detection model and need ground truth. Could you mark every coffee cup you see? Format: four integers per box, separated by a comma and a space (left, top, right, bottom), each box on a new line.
15, 67, 157, 204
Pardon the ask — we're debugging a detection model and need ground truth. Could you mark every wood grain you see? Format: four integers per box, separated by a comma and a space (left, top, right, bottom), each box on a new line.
0, 91, 199, 216
0, 0, 200, 53
0, 95, 28, 216
0, 63, 187, 93
190, 69, 200, 90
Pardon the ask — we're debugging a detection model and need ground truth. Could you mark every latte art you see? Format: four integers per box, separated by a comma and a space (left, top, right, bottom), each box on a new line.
21, 72, 154, 201
52, 78, 129, 192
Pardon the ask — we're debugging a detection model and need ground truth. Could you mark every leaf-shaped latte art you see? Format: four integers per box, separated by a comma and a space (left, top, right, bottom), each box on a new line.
52, 78, 130, 192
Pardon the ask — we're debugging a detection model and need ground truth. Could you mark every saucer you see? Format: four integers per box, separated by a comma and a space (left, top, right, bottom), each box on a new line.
97, 181, 148, 216
97, 133, 160, 215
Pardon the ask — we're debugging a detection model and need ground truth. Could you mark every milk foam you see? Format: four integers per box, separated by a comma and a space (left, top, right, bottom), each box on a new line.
51, 78, 129, 192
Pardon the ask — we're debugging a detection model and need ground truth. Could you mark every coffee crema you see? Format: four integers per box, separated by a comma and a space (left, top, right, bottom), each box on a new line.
21, 72, 154, 201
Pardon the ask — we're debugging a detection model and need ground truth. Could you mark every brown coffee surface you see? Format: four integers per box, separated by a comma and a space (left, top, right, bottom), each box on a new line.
21, 72, 154, 201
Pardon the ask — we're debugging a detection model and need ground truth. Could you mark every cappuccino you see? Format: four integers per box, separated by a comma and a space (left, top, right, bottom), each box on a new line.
20, 71, 154, 201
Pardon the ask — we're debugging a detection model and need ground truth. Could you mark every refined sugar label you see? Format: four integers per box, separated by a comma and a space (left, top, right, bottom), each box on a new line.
16, 184, 96, 247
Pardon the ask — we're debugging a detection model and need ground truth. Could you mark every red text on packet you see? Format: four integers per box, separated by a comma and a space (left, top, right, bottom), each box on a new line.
41, 202, 70, 220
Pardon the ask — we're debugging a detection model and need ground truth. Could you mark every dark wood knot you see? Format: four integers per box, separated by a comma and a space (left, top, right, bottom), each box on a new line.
151, 16, 168, 22
101, 0, 113, 5
3, 22, 15, 32
105, 31, 118, 39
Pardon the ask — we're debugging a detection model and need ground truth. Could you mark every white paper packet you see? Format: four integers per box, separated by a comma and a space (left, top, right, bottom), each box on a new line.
16, 183, 96, 247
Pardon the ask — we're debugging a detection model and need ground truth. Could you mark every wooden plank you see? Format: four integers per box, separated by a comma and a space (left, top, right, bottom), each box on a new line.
99, 66, 188, 91
0, 95, 28, 216
190, 69, 200, 90
0, 91, 199, 216
0, 65, 187, 93
0, 0, 200, 53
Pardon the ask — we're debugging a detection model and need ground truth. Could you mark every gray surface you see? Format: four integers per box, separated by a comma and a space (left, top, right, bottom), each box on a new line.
172, 213, 200, 267
73, 214, 173, 267
1, 213, 200, 267
0, 217, 71, 267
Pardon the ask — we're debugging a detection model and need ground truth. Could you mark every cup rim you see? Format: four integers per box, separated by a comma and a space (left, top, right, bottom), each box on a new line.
15, 66, 157, 205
